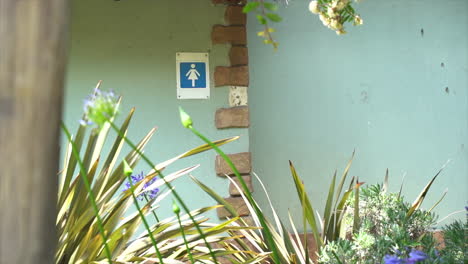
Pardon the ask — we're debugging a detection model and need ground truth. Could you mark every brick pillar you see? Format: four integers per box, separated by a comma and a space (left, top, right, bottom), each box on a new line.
211, 0, 252, 222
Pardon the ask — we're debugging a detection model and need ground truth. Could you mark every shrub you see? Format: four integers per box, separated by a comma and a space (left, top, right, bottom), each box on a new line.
319, 184, 438, 264
439, 208, 468, 264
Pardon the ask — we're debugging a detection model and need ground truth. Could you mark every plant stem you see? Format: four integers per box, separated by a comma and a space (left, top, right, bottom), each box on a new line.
175, 206, 195, 264
61, 122, 113, 264
144, 195, 160, 222
258, 0, 277, 49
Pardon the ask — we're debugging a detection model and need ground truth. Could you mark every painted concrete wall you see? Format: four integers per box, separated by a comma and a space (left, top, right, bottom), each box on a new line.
248, 0, 467, 228
63, 0, 247, 222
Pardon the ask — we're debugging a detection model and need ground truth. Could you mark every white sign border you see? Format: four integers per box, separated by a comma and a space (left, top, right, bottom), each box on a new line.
176, 52, 210, 100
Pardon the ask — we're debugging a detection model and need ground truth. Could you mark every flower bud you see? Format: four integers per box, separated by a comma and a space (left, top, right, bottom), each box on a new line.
123, 160, 133, 176
172, 200, 181, 215
178, 107, 193, 128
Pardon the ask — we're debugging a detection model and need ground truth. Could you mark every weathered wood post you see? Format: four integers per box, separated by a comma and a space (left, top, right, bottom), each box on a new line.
0, 0, 69, 263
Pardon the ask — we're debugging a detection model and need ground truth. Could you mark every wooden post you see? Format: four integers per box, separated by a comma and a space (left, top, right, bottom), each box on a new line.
0, 0, 69, 263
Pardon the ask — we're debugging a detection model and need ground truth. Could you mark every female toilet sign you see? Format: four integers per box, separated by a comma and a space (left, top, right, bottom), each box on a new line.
182, 63, 205, 88
176, 53, 210, 99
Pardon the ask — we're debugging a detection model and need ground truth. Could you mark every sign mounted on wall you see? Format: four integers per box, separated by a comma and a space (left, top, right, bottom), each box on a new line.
176, 52, 210, 99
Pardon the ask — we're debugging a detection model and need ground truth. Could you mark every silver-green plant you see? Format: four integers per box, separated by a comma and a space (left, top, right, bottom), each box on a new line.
318, 170, 446, 264
439, 209, 467, 264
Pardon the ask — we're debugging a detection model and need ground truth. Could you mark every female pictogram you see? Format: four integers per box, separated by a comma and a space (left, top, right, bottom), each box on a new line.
185, 64, 200, 87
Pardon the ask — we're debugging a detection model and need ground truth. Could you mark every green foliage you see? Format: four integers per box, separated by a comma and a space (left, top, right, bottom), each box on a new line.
263, 2, 279, 12
318, 239, 354, 264
319, 182, 440, 264
439, 214, 468, 264
256, 14, 268, 25
289, 156, 358, 251
244, 0, 281, 49
243, 2, 260, 13
191, 148, 359, 264
57, 89, 262, 264
265, 13, 282, 22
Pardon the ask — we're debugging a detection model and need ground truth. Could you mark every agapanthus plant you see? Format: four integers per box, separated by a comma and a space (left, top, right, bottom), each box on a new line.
80, 82, 119, 128
122, 171, 160, 200
57, 83, 262, 264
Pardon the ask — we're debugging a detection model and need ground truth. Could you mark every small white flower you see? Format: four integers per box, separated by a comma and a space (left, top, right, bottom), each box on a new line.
327, 6, 336, 17
330, 18, 343, 30
319, 13, 330, 26
308, 1, 320, 14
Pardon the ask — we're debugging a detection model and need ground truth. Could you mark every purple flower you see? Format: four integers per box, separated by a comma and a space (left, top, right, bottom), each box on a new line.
407, 250, 428, 263
384, 255, 403, 264
384, 249, 428, 264
123, 171, 159, 200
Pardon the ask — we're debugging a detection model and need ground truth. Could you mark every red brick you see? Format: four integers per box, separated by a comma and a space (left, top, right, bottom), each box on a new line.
217, 197, 250, 218
215, 152, 251, 175
212, 25, 246, 45
229, 46, 248, 66
433, 231, 445, 249
215, 106, 249, 129
214, 66, 249, 87
229, 176, 253, 196
225, 6, 246, 25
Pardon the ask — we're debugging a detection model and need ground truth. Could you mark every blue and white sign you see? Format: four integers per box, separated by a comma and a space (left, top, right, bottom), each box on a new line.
180, 62, 206, 88
176, 53, 210, 99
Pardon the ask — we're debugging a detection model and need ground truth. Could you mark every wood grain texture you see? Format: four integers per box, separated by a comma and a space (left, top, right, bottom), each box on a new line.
0, 0, 69, 263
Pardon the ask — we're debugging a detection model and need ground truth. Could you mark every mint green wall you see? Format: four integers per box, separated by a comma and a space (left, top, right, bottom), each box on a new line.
63, 0, 247, 222
248, 0, 467, 228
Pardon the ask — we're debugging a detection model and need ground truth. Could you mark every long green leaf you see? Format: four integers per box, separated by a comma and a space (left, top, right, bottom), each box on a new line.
59, 123, 86, 206
289, 161, 323, 250
352, 179, 361, 233
94, 108, 136, 199
323, 171, 337, 242
334, 151, 354, 206
406, 169, 442, 218
190, 175, 237, 217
